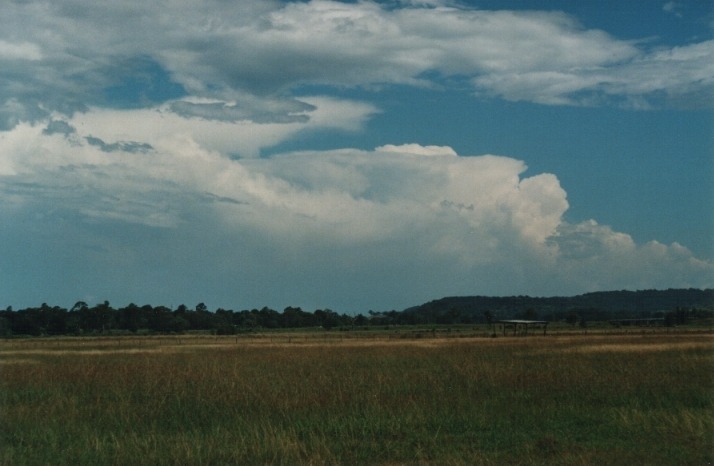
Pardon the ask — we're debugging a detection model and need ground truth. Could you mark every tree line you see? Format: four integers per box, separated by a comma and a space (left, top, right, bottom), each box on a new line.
1, 288, 712, 337
404, 288, 714, 324
0, 302, 364, 337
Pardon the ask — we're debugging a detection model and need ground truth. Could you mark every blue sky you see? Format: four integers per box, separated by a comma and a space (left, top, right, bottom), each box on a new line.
0, 0, 712, 312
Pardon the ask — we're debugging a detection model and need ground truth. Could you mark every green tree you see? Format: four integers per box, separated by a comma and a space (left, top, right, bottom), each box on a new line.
45, 305, 68, 335
119, 303, 148, 332
315, 309, 340, 329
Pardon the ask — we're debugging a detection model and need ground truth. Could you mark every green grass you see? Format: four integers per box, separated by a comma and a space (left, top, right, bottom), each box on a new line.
1, 333, 712, 465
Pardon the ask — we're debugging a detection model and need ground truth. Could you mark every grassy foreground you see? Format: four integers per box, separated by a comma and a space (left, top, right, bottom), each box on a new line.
1, 332, 712, 465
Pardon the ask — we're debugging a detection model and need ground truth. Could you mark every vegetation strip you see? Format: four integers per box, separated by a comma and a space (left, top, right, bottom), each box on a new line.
1, 288, 712, 336
1, 333, 712, 465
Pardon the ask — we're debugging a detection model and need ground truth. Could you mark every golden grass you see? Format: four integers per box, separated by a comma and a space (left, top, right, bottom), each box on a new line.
540, 333, 713, 354
1, 331, 711, 354
570, 341, 711, 353
0, 357, 40, 365
1, 331, 712, 465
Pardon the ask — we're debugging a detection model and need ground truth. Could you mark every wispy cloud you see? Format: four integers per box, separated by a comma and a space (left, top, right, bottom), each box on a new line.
1, 0, 712, 129
0, 40, 43, 61
662, 1, 683, 18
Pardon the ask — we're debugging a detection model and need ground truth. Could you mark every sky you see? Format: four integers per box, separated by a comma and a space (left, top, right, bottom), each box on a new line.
0, 0, 712, 313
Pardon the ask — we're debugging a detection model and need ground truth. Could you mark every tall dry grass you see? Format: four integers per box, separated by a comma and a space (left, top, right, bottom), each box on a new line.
1, 333, 712, 465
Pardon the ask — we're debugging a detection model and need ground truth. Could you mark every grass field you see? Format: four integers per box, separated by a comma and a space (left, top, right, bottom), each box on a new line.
1, 331, 712, 465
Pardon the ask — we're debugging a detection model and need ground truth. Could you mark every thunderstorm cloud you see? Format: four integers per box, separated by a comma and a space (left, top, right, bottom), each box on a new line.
0, 0, 711, 310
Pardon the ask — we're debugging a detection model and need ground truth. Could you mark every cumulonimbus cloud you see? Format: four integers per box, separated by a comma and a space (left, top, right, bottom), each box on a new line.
0, 1, 711, 310
0, 119, 710, 309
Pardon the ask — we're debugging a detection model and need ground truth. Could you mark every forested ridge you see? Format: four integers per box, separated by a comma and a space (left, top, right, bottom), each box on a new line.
1, 288, 712, 336
404, 288, 714, 324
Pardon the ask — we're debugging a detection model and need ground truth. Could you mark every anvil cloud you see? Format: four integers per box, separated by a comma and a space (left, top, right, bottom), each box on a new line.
0, 0, 711, 311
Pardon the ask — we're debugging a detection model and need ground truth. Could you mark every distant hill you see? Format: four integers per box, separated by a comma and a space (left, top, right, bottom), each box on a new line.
402, 289, 714, 323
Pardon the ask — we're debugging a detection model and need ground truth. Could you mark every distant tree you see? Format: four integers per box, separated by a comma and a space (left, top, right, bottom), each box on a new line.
181, 305, 213, 330
437, 308, 463, 325
213, 310, 236, 334
565, 311, 579, 326
13, 309, 42, 336
195, 302, 208, 313
46, 305, 68, 335
118, 303, 148, 332
0, 316, 10, 336
167, 316, 190, 333
257, 307, 280, 328
675, 307, 689, 325
354, 314, 368, 327
314, 309, 339, 329
92, 301, 114, 333
282, 306, 304, 328
70, 301, 88, 313
214, 308, 235, 333
149, 306, 172, 332
664, 312, 677, 327
235, 310, 258, 329
483, 310, 495, 334
65, 312, 81, 335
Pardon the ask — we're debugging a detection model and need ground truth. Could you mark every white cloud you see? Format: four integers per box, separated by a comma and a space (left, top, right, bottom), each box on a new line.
0, 0, 711, 128
377, 144, 457, 157
551, 221, 712, 292
0, 125, 710, 309
0, 1, 711, 310
0, 40, 42, 61
662, 2, 683, 18
57, 96, 377, 158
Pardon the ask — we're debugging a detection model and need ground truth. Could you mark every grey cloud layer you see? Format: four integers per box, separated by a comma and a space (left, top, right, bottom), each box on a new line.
1, 0, 712, 126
